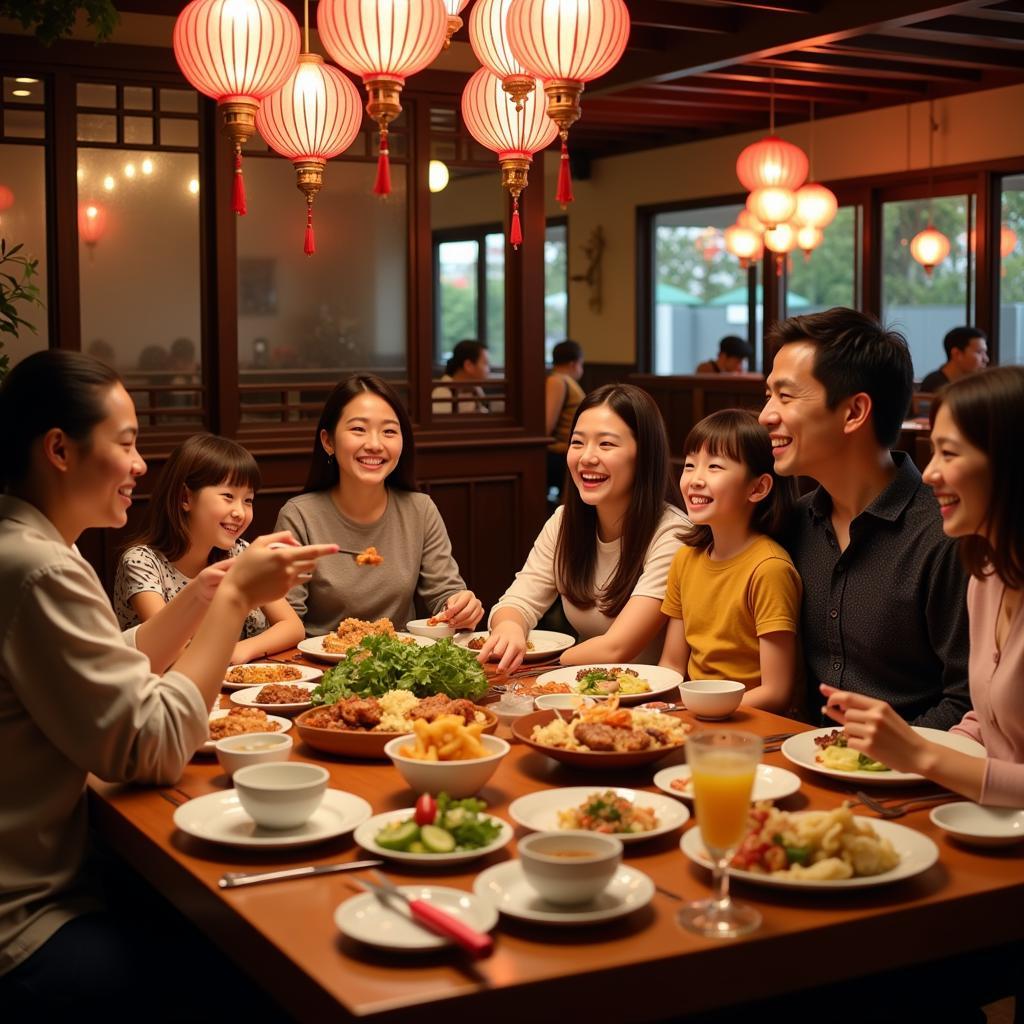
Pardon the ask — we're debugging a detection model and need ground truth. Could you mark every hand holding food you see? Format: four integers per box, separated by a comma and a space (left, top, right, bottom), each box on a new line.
399, 715, 488, 761
190, 559, 233, 604
443, 590, 484, 631
475, 619, 529, 673
229, 532, 339, 608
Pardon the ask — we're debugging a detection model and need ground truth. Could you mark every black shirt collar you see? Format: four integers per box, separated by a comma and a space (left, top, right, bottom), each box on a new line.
807, 451, 921, 525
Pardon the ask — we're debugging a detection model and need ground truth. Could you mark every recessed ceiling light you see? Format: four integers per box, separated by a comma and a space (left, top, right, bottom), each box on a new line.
11, 89, 31, 98
15, 77, 39, 84
103, 175, 115, 191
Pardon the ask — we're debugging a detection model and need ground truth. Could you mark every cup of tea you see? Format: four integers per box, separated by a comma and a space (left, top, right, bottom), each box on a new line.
518, 830, 622, 905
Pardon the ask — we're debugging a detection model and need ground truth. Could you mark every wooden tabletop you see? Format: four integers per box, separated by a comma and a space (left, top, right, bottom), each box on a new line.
88, 658, 1024, 1024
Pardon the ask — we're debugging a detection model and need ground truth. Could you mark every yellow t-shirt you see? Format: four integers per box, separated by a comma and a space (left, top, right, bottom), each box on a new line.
661, 535, 801, 690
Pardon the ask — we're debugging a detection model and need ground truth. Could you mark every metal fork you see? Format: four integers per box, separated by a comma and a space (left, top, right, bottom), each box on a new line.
855, 789, 956, 819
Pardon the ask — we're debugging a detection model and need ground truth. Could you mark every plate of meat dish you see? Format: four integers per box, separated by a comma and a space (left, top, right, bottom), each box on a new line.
222, 662, 322, 691
510, 699, 691, 769
202, 707, 292, 753
298, 618, 434, 663
456, 629, 575, 662
533, 664, 683, 705
294, 691, 498, 759
229, 681, 318, 714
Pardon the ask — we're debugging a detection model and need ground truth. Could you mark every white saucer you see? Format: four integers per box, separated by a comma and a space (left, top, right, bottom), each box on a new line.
203, 709, 292, 753
456, 629, 575, 663
653, 763, 801, 803
222, 662, 322, 691
229, 681, 317, 714
335, 885, 498, 951
930, 802, 1024, 847
298, 633, 434, 663
473, 860, 654, 925
173, 788, 372, 848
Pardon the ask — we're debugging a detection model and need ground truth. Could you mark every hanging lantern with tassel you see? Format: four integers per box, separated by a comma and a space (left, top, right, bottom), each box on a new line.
506, 0, 630, 207
469, 0, 534, 111
724, 223, 762, 269
78, 201, 108, 250
910, 227, 951, 276
796, 224, 824, 260
173, 0, 300, 216
257, 53, 363, 256
318, 0, 448, 198
764, 221, 797, 276
747, 186, 796, 230
443, 0, 471, 48
793, 182, 838, 231
461, 67, 557, 249
736, 134, 808, 193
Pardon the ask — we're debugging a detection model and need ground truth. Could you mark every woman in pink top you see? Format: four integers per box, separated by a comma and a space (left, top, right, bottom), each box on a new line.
822, 366, 1024, 807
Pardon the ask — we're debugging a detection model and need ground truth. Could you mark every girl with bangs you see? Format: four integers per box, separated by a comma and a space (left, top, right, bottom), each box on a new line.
659, 409, 801, 713
480, 384, 687, 672
115, 433, 305, 664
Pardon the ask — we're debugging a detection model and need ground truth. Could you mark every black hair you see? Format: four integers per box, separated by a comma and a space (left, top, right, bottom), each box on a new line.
445, 340, 487, 376
766, 307, 913, 447
0, 350, 123, 488
719, 335, 752, 360
943, 326, 986, 360
303, 374, 416, 493
552, 340, 583, 365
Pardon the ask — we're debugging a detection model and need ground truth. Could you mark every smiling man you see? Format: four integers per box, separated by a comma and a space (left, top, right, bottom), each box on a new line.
760, 307, 970, 728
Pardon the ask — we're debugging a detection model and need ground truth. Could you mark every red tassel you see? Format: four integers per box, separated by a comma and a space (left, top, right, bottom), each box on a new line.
510, 197, 523, 250
373, 129, 391, 197
232, 148, 247, 215
304, 203, 315, 256
556, 140, 574, 207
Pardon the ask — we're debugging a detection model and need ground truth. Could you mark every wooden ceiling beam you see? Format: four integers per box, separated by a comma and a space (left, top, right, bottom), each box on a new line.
838, 32, 1024, 66
591, 0, 994, 92
702, 67, 929, 96
625, 85, 861, 111
914, 13, 1024, 39
761, 50, 983, 82
628, 1, 737, 33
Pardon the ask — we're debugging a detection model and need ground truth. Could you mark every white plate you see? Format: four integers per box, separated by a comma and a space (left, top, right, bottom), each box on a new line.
222, 662, 322, 691
229, 681, 318, 714
473, 861, 654, 926
507, 787, 689, 843
354, 808, 514, 865
929, 802, 1024, 847
654, 763, 801, 804
781, 727, 986, 786
335, 885, 498, 951
298, 632, 434, 663
681, 817, 940, 890
534, 663, 683, 705
202, 709, 292, 753
455, 629, 575, 663
173, 788, 372, 849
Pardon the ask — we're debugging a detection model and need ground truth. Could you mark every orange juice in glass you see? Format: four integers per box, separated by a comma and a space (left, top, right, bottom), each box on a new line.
678, 731, 762, 939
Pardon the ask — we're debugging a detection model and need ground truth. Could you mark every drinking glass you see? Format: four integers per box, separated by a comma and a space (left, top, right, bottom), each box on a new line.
678, 730, 762, 939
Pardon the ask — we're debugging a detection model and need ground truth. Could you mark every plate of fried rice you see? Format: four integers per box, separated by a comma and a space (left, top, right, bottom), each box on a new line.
298, 619, 434, 663
222, 662, 322, 691
201, 707, 292, 753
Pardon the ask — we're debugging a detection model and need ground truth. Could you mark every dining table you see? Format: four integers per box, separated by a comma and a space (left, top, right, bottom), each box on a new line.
87, 650, 1024, 1023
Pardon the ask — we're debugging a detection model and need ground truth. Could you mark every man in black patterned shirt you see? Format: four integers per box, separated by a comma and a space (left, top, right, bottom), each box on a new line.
759, 308, 971, 729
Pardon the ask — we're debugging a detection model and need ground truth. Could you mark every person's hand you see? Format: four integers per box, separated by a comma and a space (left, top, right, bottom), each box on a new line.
443, 590, 484, 631
223, 531, 338, 610
477, 620, 528, 673
189, 560, 233, 605
820, 684, 928, 774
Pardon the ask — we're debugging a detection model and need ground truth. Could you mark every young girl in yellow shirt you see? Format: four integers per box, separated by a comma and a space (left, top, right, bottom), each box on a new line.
659, 409, 801, 713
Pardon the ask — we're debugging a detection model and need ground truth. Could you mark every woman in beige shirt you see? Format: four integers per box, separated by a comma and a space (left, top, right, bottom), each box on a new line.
0, 352, 335, 1013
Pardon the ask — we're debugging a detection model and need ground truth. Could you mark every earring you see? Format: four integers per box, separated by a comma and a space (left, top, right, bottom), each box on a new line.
326, 451, 335, 464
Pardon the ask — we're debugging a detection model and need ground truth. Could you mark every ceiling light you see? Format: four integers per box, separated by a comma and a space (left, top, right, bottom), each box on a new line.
103, 175, 115, 191
428, 159, 450, 193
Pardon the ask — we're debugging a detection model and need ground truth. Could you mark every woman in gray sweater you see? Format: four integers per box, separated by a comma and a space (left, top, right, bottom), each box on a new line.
276, 375, 483, 635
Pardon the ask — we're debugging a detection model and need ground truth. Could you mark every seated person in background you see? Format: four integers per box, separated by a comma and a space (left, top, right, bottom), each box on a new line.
823, 367, 1024, 807
660, 410, 800, 714
919, 325, 988, 393
696, 335, 753, 374
431, 340, 492, 414
115, 433, 304, 665
760, 307, 971, 729
478, 384, 687, 672
545, 339, 586, 500
277, 374, 483, 635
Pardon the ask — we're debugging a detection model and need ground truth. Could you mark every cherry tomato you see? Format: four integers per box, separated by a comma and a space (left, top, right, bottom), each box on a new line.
414, 794, 437, 827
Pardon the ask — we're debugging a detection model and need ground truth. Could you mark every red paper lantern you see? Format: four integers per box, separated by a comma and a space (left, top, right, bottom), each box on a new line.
318, 0, 449, 197
910, 227, 950, 276
469, 0, 534, 110
506, 0, 630, 205
1001, 225, 1018, 259
793, 182, 838, 230
78, 202, 107, 247
736, 135, 808, 193
0, 185, 13, 211
796, 224, 824, 258
461, 67, 558, 248
724, 224, 762, 268
747, 187, 796, 230
257, 53, 363, 256
443, 0, 471, 47
173, 0, 300, 216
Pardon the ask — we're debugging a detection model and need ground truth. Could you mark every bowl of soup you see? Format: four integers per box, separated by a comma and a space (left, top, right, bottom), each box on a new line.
518, 830, 623, 905
215, 731, 293, 777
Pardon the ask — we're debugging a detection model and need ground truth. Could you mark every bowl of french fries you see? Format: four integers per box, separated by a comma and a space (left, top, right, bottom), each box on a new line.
384, 716, 510, 798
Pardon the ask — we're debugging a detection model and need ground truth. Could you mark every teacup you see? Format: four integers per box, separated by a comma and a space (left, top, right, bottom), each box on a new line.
233, 761, 328, 830
518, 830, 622, 905
679, 679, 745, 720
215, 732, 293, 777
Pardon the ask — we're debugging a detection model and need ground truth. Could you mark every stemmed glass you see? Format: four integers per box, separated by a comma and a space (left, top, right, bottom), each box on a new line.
678, 730, 763, 939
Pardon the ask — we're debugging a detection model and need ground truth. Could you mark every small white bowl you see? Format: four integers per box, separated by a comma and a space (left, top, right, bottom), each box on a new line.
679, 679, 745, 720
929, 802, 1024, 847
405, 618, 456, 639
518, 830, 623, 905
384, 733, 509, 799
215, 731, 293, 777
534, 693, 596, 713
491, 694, 536, 730
232, 761, 329, 830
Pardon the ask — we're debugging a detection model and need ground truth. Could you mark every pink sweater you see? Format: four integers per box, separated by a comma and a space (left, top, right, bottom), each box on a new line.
949, 573, 1024, 807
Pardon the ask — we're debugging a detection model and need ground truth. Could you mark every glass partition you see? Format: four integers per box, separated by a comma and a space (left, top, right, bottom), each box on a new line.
999, 174, 1024, 365
787, 205, 859, 315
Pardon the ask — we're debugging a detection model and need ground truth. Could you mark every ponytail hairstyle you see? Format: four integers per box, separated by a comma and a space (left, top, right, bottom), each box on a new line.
128, 434, 260, 562
677, 409, 797, 551
446, 340, 487, 376
931, 366, 1024, 587
303, 374, 416, 494
555, 383, 681, 617
0, 350, 122, 490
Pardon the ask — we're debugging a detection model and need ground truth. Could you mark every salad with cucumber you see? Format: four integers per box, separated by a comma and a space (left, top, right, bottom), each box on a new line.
374, 793, 503, 854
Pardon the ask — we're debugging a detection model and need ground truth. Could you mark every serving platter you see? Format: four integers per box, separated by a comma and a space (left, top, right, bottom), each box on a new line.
298, 632, 434, 663
222, 662, 322, 691
533, 663, 683, 705
455, 629, 575, 663
353, 808, 514, 865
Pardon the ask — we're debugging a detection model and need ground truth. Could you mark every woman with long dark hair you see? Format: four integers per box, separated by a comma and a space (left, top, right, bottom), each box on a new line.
276, 374, 483, 634
479, 383, 686, 672
823, 366, 1024, 805
0, 352, 334, 1011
